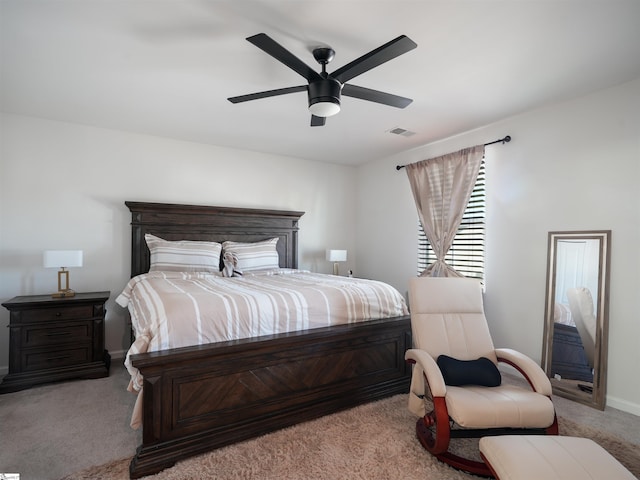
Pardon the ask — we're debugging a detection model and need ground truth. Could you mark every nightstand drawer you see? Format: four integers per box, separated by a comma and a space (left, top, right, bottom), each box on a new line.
23, 322, 92, 347
22, 346, 91, 372
20, 305, 95, 323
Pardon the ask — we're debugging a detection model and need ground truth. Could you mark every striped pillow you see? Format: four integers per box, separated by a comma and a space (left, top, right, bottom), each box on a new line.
222, 238, 279, 272
145, 234, 222, 273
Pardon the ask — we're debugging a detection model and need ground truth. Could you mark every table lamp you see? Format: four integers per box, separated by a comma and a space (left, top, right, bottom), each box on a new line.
326, 249, 347, 276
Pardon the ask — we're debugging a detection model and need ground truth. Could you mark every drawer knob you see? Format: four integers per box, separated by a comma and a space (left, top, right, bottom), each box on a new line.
55, 312, 62, 317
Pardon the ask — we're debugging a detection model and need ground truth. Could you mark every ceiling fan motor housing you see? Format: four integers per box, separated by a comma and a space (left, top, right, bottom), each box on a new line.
308, 77, 342, 116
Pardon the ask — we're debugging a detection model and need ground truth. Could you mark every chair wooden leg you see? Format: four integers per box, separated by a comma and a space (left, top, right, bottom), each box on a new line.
415, 397, 492, 477
436, 451, 493, 477
415, 397, 450, 454
546, 413, 559, 435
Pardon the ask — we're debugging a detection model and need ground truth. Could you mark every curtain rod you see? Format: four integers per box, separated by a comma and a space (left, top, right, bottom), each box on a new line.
395, 135, 511, 170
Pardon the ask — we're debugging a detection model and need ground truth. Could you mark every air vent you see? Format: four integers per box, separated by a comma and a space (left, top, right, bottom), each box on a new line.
388, 127, 416, 137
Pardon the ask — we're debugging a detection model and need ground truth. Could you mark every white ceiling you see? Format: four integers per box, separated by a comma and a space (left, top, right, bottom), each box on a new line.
2, 1, 640, 166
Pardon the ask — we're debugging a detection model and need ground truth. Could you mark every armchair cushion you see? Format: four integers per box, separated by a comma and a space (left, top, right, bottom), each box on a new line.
447, 385, 556, 428
437, 355, 502, 387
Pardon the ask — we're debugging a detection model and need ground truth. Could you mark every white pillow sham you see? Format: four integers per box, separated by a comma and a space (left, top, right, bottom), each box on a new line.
145, 234, 222, 273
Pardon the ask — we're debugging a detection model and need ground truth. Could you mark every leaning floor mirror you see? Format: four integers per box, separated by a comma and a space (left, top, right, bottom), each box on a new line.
541, 230, 611, 410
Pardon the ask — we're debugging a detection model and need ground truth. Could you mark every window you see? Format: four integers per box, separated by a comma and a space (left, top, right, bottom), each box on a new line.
417, 160, 485, 280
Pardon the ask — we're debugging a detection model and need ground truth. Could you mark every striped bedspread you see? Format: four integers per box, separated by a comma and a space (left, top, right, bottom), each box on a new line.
116, 269, 408, 427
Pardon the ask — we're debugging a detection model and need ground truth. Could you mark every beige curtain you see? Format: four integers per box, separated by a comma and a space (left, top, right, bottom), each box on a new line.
405, 145, 484, 277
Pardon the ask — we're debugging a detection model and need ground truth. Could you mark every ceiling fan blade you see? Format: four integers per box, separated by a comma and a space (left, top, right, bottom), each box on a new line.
342, 84, 413, 108
310, 115, 326, 127
247, 33, 323, 82
331, 35, 417, 84
228, 85, 307, 104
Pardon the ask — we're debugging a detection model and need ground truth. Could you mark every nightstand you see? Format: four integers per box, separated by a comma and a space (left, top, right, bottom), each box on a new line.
0, 291, 111, 393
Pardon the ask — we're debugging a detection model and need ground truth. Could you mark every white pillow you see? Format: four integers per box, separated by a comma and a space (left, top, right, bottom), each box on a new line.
222, 238, 279, 273
145, 234, 222, 273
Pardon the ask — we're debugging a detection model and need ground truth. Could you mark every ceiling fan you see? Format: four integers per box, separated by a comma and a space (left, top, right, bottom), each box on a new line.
227, 33, 417, 126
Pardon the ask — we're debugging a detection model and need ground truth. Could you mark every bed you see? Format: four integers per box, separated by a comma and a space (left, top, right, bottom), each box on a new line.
120, 201, 412, 479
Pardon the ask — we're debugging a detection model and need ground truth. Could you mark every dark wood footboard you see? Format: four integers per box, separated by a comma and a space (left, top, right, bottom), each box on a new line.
129, 315, 411, 478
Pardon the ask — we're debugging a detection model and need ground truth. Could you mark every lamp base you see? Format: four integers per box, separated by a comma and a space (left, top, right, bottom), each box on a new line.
52, 290, 76, 298
53, 269, 75, 297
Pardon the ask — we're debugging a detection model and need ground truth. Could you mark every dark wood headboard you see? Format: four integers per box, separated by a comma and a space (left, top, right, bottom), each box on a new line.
125, 201, 305, 278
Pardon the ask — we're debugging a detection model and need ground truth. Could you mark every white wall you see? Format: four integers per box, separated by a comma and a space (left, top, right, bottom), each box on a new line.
0, 114, 357, 362
356, 77, 640, 415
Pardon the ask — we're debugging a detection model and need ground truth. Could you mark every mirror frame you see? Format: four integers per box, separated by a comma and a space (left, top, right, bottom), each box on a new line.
541, 230, 611, 410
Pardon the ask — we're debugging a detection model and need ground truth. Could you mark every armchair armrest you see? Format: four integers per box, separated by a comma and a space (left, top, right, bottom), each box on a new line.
495, 348, 552, 396
405, 348, 447, 397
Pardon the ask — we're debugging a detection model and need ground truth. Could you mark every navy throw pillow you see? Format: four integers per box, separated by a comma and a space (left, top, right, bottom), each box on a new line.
437, 355, 501, 387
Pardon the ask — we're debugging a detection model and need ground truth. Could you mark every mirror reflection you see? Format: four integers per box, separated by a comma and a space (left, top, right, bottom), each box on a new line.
542, 231, 611, 410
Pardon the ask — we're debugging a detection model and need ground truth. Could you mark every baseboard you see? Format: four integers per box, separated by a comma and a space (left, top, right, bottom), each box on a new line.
109, 349, 127, 361
606, 395, 640, 417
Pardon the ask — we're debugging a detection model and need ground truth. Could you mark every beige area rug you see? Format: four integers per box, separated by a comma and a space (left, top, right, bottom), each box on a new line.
61, 395, 640, 480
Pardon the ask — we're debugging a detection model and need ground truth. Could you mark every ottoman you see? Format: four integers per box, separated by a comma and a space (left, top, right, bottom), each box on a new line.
479, 435, 636, 480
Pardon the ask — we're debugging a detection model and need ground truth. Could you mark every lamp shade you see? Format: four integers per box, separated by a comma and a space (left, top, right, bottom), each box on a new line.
43, 250, 83, 268
326, 249, 347, 262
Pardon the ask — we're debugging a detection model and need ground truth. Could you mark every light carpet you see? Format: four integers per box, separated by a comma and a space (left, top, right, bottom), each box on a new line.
60, 394, 640, 480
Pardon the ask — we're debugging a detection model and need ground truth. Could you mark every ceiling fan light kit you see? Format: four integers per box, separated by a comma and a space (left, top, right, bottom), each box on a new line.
308, 76, 341, 117
228, 33, 417, 126
308, 99, 340, 117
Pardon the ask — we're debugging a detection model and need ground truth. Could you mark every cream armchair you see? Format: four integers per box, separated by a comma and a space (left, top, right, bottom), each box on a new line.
405, 277, 558, 476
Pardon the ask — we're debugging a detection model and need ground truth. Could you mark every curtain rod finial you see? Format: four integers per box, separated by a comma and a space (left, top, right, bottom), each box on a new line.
503, 135, 511, 143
